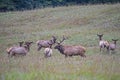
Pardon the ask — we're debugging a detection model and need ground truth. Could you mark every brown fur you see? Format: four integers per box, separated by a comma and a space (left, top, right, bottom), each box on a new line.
6, 41, 33, 57
54, 35, 86, 57
97, 34, 109, 51
54, 44, 86, 57
107, 39, 118, 53
36, 36, 57, 51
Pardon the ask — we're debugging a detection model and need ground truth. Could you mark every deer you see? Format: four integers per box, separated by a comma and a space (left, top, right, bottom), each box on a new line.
6, 41, 33, 57
36, 36, 57, 51
107, 39, 118, 54
54, 36, 86, 58
97, 34, 109, 52
44, 44, 52, 58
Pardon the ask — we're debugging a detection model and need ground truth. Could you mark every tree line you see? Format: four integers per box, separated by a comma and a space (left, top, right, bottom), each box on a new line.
0, 0, 120, 12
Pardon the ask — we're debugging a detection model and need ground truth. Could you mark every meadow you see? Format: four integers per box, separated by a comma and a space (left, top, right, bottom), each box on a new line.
0, 4, 120, 80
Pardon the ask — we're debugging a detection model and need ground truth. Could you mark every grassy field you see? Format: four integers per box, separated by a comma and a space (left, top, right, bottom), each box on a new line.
0, 4, 120, 80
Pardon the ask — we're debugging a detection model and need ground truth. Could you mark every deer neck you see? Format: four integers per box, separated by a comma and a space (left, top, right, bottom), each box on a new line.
24, 46, 30, 52
113, 41, 117, 45
99, 37, 103, 41
50, 40, 54, 44
113, 42, 117, 48
58, 46, 64, 54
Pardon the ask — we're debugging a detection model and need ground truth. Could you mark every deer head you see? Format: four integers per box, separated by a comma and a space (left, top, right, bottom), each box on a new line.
97, 34, 103, 40
112, 39, 118, 44
24, 41, 33, 51
54, 35, 68, 49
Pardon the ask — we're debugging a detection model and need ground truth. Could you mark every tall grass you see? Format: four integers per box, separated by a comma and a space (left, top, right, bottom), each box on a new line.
0, 4, 120, 80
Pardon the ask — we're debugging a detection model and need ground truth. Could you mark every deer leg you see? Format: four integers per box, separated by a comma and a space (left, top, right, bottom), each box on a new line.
113, 50, 116, 54
9, 52, 14, 57
44, 54, 48, 58
100, 47, 102, 52
69, 55, 73, 57
109, 50, 112, 54
82, 54, 86, 57
44, 52, 49, 58
65, 54, 68, 58
106, 47, 109, 52
100, 45, 104, 52
7, 51, 11, 57
13, 53, 16, 56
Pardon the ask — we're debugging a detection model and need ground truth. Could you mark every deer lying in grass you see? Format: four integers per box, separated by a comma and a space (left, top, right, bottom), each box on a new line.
44, 45, 52, 58
36, 36, 57, 51
54, 36, 86, 58
6, 41, 33, 57
97, 34, 109, 52
107, 39, 118, 54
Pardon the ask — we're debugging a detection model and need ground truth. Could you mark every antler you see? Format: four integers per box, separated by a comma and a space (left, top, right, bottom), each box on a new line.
52, 36, 56, 39
59, 35, 68, 44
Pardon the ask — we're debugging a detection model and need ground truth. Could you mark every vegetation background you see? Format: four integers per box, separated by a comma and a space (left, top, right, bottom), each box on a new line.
0, 0, 120, 80
0, 0, 120, 11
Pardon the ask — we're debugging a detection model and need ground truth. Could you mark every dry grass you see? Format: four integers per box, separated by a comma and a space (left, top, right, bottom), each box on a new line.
0, 4, 120, 80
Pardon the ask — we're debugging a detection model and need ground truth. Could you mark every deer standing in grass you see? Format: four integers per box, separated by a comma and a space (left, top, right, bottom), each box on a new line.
107, 39, 118, 54
36, 36, 57, 51
54, 36, 86, 58
97, 34, 109, 52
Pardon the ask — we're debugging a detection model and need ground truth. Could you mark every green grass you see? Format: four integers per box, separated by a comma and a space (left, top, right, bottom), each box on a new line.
0, 4, 120, 80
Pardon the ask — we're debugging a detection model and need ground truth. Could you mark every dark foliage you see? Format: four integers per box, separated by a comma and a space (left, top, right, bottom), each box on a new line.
0, 0, 120, 12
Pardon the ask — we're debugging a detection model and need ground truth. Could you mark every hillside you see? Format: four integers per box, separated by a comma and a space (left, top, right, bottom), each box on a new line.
0, 4, 120, 80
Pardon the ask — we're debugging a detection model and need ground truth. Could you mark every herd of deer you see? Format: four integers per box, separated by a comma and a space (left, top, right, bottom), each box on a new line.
6, 34, 118, 58
97, 34, 118, 54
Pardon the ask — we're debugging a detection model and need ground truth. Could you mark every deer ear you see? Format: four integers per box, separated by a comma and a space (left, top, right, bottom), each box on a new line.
18, 41, 24, 43
97, 34, 103, 36
112, 39, 118, 41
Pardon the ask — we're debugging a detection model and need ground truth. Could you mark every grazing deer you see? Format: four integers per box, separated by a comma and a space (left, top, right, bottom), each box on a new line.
6, 41, 33, 57
97, 34, 109, 52
36, 36, 57, 51
54, 36, 86, 58
107, 39, 118, 54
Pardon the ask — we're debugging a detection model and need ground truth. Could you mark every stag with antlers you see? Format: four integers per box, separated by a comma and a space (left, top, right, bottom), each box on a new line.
54, 36, 86, 58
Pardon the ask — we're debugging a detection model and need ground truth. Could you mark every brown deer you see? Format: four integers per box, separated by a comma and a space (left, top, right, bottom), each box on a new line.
36, 36, 57, 51
54, 36, 86, 58
97, 34, 109, 52
6, 41, 33, 57
107, 39, 118, 54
